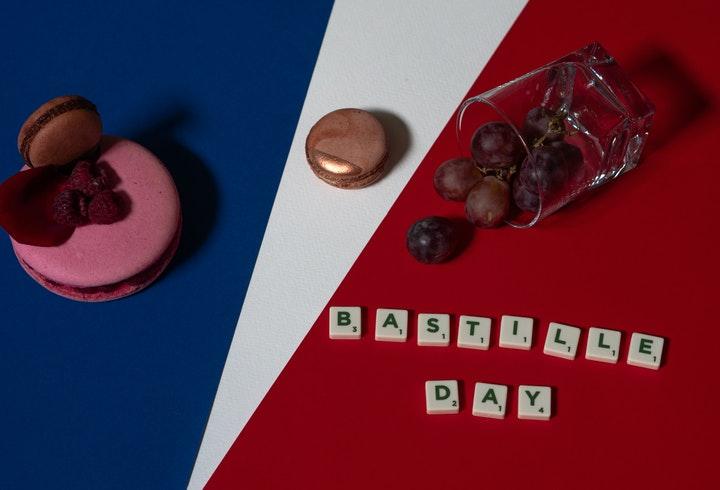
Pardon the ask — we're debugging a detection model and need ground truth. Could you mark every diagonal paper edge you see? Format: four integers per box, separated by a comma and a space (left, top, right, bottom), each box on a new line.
189, 1, 527, 488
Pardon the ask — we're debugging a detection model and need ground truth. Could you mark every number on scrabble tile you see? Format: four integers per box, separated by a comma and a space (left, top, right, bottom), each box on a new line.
585, 327, 622, 364
417, 313, 450, 346
328, 306, 361, 339
543, 322, 581, 360
472, 382, 507, 419
499, 315, 533, 350
518, 385, 551, 421
627, 332, 664, 370
375, 308, 409, 342
457, 315, 491, 350
425, 380, 459, 414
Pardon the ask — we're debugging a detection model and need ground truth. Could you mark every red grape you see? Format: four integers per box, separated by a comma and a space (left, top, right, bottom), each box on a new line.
549, 140, 583, 171
512, 179, 540, 212
470, 122, 523, 169
433, 158, 483, 201
406, 216, 458, 264
465, 176, 510, 227
517, 145, 569, 194
513, 141, 583, 212
523, 106, 565, 145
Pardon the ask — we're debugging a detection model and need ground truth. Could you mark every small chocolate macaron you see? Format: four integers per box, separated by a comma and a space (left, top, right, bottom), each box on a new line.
18, 95, 103, 167
305, 108, 388, 189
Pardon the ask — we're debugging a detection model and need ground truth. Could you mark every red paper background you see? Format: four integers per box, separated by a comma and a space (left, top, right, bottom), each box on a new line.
209, 0, 720, 488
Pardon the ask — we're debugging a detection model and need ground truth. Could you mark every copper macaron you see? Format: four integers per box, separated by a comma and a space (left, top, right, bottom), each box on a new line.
305, 108, 388, 189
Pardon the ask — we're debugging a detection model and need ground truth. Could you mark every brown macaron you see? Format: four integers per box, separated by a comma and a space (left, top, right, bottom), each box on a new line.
305, 108, 388, 189
18, 95, 103, 167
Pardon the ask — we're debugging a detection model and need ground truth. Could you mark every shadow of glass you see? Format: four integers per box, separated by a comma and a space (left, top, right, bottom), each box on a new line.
625, 46, 714, 152
538, 47, 714, 225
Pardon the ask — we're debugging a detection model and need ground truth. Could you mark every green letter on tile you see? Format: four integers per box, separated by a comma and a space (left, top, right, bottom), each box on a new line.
435, 385, 450, 401
427, 317, 439, 333
382, 314, 398, 329
466, 320, 479, 336
554, 327, 567, 345
639, 338, 653, 354
598, 332, 610, 349
525, 390, 540, 406
337, 311, 351, 326
481, 389, 498, 405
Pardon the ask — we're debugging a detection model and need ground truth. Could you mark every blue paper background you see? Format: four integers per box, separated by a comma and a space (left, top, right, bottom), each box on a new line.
0, 1, 333, 488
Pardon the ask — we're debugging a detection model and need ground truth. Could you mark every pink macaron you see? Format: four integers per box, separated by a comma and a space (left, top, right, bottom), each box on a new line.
11, 136, 182, 301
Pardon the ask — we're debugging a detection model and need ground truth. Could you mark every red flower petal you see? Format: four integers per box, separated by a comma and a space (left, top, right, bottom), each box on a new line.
0, 166, 74, 246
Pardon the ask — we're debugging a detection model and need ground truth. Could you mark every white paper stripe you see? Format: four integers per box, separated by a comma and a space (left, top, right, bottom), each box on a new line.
189, 1, 526, 487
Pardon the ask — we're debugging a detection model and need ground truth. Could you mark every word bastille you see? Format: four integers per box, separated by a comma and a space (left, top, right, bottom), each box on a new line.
329, 307, 666, 421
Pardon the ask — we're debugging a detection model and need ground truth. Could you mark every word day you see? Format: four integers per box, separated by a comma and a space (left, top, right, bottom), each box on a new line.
426, 381, 551, 420
328, 307, 665, 370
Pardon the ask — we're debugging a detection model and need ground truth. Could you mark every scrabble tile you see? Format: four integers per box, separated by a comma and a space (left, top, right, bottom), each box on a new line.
472, 382, 508, 419
543, 322, 582, 360
627, 332, 664, 370
585, 327, 622, 364
457, 315, 491, 350
499, 315, 533, 350
425, 380, 459, 414
375, 308, 408, 342
417, 313, 450, 346
518, 385, 552, 420
328, 306, 361, 339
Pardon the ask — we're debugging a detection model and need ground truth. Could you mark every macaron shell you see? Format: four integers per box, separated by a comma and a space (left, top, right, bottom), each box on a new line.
18, 96, 102, 167
312, 158, 385, 189
25, 110, 102, 166
15, 218, 180, 301
12, 136, 181, 288
306, 108, 387, 188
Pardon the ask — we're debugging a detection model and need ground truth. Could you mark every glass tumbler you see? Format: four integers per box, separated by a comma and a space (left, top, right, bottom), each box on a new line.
457, 42, 655, 227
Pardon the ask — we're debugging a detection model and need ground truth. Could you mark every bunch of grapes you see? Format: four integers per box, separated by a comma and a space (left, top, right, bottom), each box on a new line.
434, 106, 583, 221
408, 106, 583, 263
513, 108, 583, 212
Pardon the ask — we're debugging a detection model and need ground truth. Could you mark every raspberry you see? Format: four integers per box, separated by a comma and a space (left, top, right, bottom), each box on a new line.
52, 189, 88, 226
64, 160, 108, 196
84, 177, 107, 196
95, 162, 113, 187
64, 160, 92, 190
88, 190, 123, 224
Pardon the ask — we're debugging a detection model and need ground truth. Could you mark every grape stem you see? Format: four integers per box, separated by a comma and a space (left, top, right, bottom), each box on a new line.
477, 109, 574, 183
478, 164, 516, 182
533, 111, 567, 148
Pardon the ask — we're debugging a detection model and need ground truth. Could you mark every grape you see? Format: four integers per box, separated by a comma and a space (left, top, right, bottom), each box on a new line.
465, 176, 509, 228
406, 216, 458, 264
549, 140, 583, 171
433, 158, 483, 201
470, 122, 523, 169
512, 179, 540, 212
517, 145, 568, 194
523, 107, 565, 145
514, 141, 583, 211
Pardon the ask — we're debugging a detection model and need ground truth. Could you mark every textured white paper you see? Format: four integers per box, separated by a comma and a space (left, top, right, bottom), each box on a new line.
189, 1, 526, 487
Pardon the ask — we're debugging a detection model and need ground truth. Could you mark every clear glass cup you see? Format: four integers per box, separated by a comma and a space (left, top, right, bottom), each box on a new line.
457, 42, 655, 227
